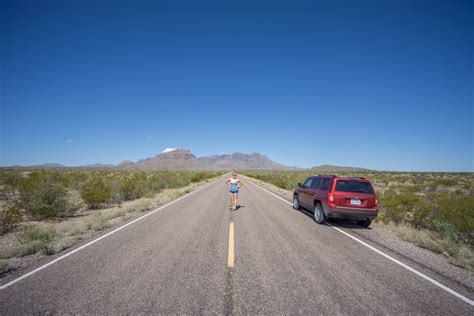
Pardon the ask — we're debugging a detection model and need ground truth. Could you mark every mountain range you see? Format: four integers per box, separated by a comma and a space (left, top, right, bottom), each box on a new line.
120, 149, 299, 170
6, 148, 372, 171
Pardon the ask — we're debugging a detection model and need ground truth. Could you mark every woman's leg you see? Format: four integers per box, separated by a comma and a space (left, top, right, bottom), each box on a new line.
229, 193, 233, 207
234, 193, 239, 209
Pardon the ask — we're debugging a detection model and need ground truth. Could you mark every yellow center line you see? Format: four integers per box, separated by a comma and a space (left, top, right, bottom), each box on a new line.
227, 222, 235, 268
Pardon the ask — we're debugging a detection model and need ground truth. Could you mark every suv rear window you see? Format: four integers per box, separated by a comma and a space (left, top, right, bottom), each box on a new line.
335, 180, 374, 194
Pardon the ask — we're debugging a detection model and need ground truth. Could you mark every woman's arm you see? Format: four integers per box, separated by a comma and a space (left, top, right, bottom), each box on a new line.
225, 178, 230, 184
238, 179, 243, 188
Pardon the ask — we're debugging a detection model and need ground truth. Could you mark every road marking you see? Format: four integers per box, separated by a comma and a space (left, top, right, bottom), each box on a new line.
228, 222, 235, 268
244, 177, 474, 306
0, 176, 226, 290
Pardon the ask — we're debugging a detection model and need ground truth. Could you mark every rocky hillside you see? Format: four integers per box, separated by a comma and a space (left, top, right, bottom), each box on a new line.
198, 152, 298, 170
132, 149, 208, 170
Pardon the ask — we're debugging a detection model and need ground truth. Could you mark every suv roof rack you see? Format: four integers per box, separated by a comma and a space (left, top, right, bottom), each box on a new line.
318, 174, 337, 177
349, 177, 366, 180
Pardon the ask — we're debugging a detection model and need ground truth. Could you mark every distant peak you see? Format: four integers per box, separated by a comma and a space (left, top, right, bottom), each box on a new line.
156, 148, 196, 160
118, 160, 134, 166
162, 147, 178, 153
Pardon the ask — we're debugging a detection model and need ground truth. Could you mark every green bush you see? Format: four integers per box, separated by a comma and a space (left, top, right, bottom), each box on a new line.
379, 189, 422, 224
16, 172, 72, 219
80, 178, 111, 209
0, 169, 23, 189
425, 193, 474, 245
120, 173, 147, 200
0, 205, 22, 234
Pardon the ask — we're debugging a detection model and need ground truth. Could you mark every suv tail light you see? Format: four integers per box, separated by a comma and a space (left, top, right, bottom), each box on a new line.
328, 192, 335, 205
375, 197, 378, 207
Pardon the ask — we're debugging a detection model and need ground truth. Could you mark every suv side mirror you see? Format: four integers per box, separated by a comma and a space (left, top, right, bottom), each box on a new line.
297, 183, 302, 187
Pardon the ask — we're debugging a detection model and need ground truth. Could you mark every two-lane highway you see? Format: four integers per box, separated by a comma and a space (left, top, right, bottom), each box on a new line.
0, 177, 472, 314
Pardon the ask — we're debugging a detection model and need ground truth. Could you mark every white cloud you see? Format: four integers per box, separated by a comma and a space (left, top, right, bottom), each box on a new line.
146, 136, 152, 140
66, 139, 73, 143
162, 147, 177, 153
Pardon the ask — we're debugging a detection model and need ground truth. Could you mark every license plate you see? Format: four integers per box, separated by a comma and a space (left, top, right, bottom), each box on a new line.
351, 199, 361, 205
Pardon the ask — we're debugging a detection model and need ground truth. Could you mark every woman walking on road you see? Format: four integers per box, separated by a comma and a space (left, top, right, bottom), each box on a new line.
226, 172, 243, 210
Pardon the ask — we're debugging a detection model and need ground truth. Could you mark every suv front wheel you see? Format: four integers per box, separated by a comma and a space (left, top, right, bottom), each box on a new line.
293, 195, 300, 210
314, 203, 325, 224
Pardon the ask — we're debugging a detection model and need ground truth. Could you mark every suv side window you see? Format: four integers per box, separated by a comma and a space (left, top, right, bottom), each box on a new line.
311, 177, 321, 189
302, 178, 313, 188
320, 178, 330, 191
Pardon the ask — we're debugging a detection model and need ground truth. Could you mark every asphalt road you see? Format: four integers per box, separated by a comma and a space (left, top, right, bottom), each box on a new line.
1, 176, 473, 314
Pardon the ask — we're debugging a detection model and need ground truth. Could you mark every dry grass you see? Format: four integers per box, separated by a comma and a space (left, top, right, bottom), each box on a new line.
381, 222, 474, 271
0, 225, 58, 259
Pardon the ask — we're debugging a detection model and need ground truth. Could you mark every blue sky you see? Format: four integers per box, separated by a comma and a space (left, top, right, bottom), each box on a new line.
1, 0, 472, 171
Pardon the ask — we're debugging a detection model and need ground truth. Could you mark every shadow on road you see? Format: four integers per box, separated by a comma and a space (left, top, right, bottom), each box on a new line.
228, 205, 246, 211
293, 207, 371, 230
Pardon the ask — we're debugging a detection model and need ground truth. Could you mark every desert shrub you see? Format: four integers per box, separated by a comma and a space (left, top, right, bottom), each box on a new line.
189, 172, 217, 183
428, 178, 453, 191
0, 170, 23, 201
0, 169, 223, 214
0, 169, 23, 188
80, 178, 111, 209
0, 260, 8, 274
18, 225, 58, 255
120, 173, 147, 200
0, 225, 58, 259
0, 205, 22, 234
86, 212, 108, 231
424, 193, 474, 245
67, 171, 90, 190
190, 174, 203, 183
16, 172, 73, 219
379, 189, 422, 224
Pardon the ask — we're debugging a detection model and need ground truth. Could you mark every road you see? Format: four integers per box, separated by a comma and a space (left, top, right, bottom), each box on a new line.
0, 176, 473, 314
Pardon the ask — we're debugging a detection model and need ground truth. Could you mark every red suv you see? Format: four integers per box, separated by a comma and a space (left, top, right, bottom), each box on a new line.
293, 175, 378, 227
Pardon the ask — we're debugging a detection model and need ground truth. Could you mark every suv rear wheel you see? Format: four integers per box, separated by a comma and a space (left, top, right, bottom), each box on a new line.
293, 195, 300, 210
314, 203, 325, 224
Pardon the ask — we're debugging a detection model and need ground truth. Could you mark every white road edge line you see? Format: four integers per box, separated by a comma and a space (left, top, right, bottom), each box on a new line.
244, 177, 474, 306
0, 176, 225, 290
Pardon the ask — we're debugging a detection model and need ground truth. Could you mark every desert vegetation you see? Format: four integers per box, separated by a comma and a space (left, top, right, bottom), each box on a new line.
0, 169, 222, 275
243, 171, 473, 270
0, 169, 221, 225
